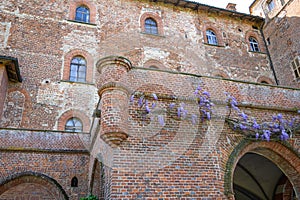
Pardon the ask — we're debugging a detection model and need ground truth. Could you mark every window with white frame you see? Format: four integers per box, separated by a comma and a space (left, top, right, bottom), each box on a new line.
65, 117, 83, 132
291, 56, 300, 81
249, 37, 260, 52
70, 56, 87, 82
206, 30, 218, 45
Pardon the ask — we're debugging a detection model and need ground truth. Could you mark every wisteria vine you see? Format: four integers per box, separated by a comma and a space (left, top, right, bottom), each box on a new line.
225, 92, 299, 141
130, 83, 214, 126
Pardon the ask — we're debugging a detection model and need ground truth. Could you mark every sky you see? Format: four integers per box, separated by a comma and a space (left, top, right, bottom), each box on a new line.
193, 0, 255, 14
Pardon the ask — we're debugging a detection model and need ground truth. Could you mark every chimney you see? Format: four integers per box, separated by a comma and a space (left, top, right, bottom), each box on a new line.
226, 3, 237, 11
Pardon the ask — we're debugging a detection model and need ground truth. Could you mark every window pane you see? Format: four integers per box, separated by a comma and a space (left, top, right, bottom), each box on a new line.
294, 70, 299, 78
75, 6, 90, 23
145, 18, 158, 35
65, 118, 83, 132
69, 57, 87, 82
295, 57, 299, 67
206, 30, 218, 45
249, 37, 260, 52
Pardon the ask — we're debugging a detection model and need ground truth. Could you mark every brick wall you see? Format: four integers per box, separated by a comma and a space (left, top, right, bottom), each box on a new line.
0, 0, 299, 199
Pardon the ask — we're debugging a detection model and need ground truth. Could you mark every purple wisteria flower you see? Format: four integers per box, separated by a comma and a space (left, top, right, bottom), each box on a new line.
158, 115, 165, 126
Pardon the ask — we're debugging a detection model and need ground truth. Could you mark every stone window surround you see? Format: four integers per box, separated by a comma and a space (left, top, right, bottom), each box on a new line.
140, 12, 164, 36
63, 49, 93, 83
69, 0, 96, 24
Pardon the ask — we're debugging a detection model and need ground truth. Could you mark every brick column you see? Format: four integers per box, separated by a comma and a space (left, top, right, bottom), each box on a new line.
96, 56, 132, 147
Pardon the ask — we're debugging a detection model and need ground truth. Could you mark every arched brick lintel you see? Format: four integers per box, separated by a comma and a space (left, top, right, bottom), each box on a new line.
58, 109, 91, 132
0, 171, 69, 199
224, 139, 300, 198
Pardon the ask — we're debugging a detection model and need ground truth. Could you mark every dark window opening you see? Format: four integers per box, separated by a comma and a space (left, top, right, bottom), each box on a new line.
71, 176, 78, 187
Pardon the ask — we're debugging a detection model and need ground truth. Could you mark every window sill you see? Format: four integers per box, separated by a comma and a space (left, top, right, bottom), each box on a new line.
248, 51, 266, 55
66, 19, 97, 27
60, 80, 95, 86
140, 32, 165, 38
203, 43, 225, 48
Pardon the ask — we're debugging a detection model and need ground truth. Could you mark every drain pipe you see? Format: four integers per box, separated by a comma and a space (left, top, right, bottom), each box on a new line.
259, 17, 279, 85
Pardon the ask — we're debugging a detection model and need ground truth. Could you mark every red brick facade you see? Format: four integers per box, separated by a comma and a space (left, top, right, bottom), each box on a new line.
0, 0, 299, 199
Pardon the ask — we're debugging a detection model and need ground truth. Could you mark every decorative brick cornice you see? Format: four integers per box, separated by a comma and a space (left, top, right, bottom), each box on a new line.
96, 56, 132, 74
98, 82, 130, 98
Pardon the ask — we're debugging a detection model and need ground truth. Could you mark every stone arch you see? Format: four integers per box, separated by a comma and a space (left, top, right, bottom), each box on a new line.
57, 109, 91, 132
212, 69, 230, 79
144, 59, 166, 70
0, 171, 68, 200
90, 158, 105, 198
224, 139, 300, 199
257, 76, 275, 84
63, 49, 94, 83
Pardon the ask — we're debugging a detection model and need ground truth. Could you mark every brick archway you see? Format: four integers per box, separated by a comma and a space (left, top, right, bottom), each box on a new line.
224, 140, 300, 199
0, 172, 68, 200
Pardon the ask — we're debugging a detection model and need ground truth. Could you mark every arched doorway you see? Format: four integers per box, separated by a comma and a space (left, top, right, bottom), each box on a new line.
224, 140, 300, 200
233, 153, 296, 200
0, 172, 68, 200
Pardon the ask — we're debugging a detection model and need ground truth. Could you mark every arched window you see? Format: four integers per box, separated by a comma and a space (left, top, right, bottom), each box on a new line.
206, 30, 218, 45
71, 176, 78, 187
249, 37, 260, 52
65, 117, 83, 132
145, 18, 158, 35
70, 56, 86, 82
75, 6, 90, 23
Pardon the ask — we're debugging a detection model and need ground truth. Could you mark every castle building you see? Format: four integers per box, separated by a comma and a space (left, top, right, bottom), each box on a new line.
0, 0, 299, 199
